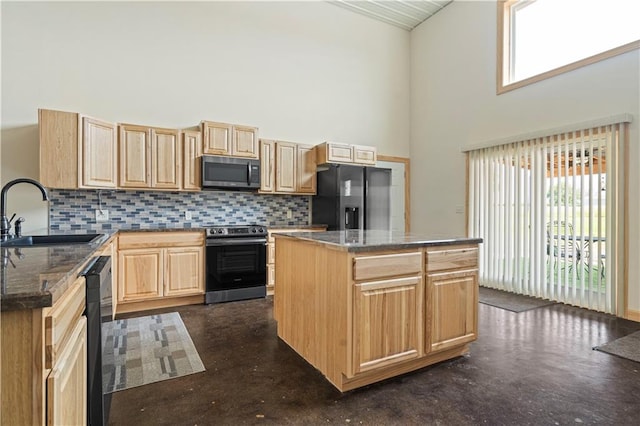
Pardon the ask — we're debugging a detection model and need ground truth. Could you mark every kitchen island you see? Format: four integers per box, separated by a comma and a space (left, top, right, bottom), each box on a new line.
273, 230, 482, 392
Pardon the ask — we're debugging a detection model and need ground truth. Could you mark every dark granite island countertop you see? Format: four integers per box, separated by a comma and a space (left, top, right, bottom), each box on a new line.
272, 230, 482, 253
1, 233, 112, 311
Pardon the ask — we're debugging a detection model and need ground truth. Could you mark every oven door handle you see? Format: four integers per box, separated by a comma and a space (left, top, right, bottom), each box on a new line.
206, 237, 267, 246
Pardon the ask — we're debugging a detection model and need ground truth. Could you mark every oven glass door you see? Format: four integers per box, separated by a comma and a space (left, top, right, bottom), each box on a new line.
206, 241, 266, 291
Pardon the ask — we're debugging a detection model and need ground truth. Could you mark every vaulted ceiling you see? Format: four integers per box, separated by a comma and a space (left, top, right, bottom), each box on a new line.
329, 0, 452, 31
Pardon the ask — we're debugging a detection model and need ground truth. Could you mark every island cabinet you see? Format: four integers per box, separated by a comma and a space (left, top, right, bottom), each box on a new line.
39, 108, 117, 189
273, 233, 480, 392
117, 231, 205, 314
426, 245, 479, 353
351, 252, 424, 375
1, 275, 87, 425
266, 227, 325, 295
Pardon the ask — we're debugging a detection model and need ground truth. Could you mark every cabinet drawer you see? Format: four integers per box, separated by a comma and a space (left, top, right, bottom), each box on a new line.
45, 276, 86, 369
119, 231, 204, 249
426, 246, 478, 272
353, 252, 423, 281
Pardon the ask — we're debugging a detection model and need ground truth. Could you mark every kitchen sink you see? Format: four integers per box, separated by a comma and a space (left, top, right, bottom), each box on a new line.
0, 233, 103, 247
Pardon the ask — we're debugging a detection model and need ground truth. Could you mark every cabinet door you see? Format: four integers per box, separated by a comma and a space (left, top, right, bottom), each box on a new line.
182, 130, 202, 190
326, 143, 353, 163
119, 124, 151, 188
202, 121, 232, 155
275, 142, 297, 193
427, 270, 478, 353
296, 144, 316, 194
232, 125, 259, 158
260, 139, 275, 192
165, 247, 204, 297
47, 316, 87, 426
352, 144, 377, 165
151, 128, 181, 189
118, 249, 163, 302
352, 276, 423, 375
82, 117, 117, 188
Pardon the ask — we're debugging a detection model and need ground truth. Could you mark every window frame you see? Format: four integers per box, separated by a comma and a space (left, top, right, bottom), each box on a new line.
496, 0, 640, 94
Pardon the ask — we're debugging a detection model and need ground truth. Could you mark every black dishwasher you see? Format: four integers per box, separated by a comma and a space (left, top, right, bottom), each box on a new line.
82, 256, 112, 426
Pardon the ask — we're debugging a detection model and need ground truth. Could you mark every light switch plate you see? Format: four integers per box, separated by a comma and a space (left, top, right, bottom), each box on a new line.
185, 211, 192, 220
95, 209, 109, 222
287, 209, 293, 219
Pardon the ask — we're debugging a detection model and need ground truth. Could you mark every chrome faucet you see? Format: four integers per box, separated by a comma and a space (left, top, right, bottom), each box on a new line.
0, 178, 49, 241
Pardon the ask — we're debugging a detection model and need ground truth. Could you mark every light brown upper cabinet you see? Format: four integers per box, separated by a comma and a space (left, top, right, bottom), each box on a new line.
182, 130, 201, 191
296, 144, 316, 194
315, 142, 377, 166
260, 140, 275, 192
259, 139, 316, 195
39, 109, 117, 189
352, 144, 377, 165
119, 124, 180, 190
201, 120, 259, 158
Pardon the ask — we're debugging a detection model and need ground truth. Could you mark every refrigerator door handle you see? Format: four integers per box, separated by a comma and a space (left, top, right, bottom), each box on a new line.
345, 210, 349, 226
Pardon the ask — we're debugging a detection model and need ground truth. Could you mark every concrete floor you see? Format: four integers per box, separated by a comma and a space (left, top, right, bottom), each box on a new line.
109, 296, 640, 425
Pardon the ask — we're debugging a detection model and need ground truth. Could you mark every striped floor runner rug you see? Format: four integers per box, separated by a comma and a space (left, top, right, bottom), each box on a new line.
102, 312, 205, 393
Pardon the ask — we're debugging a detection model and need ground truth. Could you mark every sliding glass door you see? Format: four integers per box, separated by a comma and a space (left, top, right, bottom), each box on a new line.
466, 120, 628, 314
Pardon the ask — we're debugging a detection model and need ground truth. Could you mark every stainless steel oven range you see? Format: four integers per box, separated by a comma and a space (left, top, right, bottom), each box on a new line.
205, 224, 267, 304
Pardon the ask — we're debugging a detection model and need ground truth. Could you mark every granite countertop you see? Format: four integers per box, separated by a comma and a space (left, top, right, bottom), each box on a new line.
273, 230, 483, 253
268, 224, 327, 230
1, 232, 114, 311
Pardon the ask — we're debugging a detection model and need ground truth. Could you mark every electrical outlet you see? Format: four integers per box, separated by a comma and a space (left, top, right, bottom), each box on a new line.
455, 205, 464, 214
184, 210, 192, 220
287, 209, 293, 219
95, 209, 109, 222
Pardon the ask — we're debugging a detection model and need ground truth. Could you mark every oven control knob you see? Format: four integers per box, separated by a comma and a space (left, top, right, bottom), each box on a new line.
252, 228, 257, 233
217, 229, 224, 234
258, 227, 264, 233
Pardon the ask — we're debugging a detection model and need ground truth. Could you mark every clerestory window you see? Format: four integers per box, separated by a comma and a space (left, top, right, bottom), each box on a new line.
497, 0, 640, 94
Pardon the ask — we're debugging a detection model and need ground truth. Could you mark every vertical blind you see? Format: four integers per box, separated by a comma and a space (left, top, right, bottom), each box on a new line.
466, 119, 629, 314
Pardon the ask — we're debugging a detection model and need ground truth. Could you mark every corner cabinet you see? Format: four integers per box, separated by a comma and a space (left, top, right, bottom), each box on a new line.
117, 231, 205, 314
1, 275, 87, 425
426, 245, 479, 353
201, 120, 258, 158
259, 139, 316, 194
39, 108, 117, 189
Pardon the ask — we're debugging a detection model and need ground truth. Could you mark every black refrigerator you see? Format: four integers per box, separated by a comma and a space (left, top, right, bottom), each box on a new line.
312, 164, 391, 231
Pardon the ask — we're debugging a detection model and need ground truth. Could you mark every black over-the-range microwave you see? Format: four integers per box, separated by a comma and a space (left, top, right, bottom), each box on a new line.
201, 155, 261, 190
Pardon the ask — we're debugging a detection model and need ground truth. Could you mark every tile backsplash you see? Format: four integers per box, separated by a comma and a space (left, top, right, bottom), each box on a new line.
49, 189, 310, 232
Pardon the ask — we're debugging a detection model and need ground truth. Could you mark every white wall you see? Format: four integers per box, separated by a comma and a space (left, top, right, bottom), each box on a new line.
410, 1, 640, 311
1, 1, 410, 232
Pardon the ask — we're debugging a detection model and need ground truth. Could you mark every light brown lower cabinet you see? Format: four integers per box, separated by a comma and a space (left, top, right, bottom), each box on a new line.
353, 276, 423, 374
1, 276, 88, 425
266, 227, 325, 295
274, 236, 479, 392
47, 317, 87, 426
117, 231, 205, 314
426, 245, 479, 353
